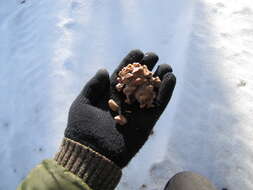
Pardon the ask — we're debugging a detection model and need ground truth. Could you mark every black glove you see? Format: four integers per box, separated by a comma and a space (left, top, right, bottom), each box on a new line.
65, 50, 176, 168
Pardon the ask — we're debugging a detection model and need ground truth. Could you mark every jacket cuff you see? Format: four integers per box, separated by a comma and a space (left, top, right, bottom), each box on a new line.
55, 137, 122, 190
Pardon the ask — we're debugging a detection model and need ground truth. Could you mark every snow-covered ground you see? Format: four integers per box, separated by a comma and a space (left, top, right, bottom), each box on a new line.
0, 0, 253, 190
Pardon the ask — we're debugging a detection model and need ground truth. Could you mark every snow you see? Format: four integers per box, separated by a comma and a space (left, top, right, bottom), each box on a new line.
0, 0, 253, 190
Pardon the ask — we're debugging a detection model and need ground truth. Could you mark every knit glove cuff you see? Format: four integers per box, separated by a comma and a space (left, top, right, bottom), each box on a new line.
55, 138, 122, 190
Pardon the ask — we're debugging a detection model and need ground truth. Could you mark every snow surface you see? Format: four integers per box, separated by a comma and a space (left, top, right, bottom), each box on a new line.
0, 0, 253, 190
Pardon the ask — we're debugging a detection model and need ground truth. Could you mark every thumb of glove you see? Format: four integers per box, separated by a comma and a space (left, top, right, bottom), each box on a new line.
81, 69, 110, 107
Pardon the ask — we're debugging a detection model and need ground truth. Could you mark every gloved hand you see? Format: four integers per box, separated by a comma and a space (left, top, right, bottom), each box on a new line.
64, 49, 176, 168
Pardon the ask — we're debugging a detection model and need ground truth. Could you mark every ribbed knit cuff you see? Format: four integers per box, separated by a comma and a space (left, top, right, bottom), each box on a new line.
55, 138, 122, 190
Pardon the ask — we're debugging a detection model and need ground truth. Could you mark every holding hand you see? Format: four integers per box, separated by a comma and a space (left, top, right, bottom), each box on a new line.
64, 49, 176, 168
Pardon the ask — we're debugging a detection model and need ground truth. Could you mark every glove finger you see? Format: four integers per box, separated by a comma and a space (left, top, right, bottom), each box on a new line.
111, 49, 144, 85
153, 64, 173, 79
156, 72, 176, 111
81, 69, 110, 105
140, 52, 159, 71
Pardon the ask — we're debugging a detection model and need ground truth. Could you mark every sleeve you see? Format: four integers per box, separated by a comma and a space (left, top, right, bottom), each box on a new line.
17, 138, 122, 190
17, 159, 92, 190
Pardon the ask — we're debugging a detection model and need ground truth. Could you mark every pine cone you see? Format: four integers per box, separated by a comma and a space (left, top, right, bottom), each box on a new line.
116, 63, 161, 108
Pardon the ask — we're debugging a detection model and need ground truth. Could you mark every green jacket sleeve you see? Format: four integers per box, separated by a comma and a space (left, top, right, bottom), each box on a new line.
17, 159, 91, 190
17, 138, 122, 190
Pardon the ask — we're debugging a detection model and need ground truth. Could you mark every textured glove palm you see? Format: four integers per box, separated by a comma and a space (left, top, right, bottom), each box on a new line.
65, 50, 176, 168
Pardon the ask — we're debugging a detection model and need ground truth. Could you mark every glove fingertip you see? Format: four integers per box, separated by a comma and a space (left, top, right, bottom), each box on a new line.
144, 52, 159, 62
156, 72, 176, 110
140, 52, 159, 70
163, 72, 176, 84
127, 49, 144, 59
154, 64, 173, 78
96, 68, 110, 81
120, 49, 144, 67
